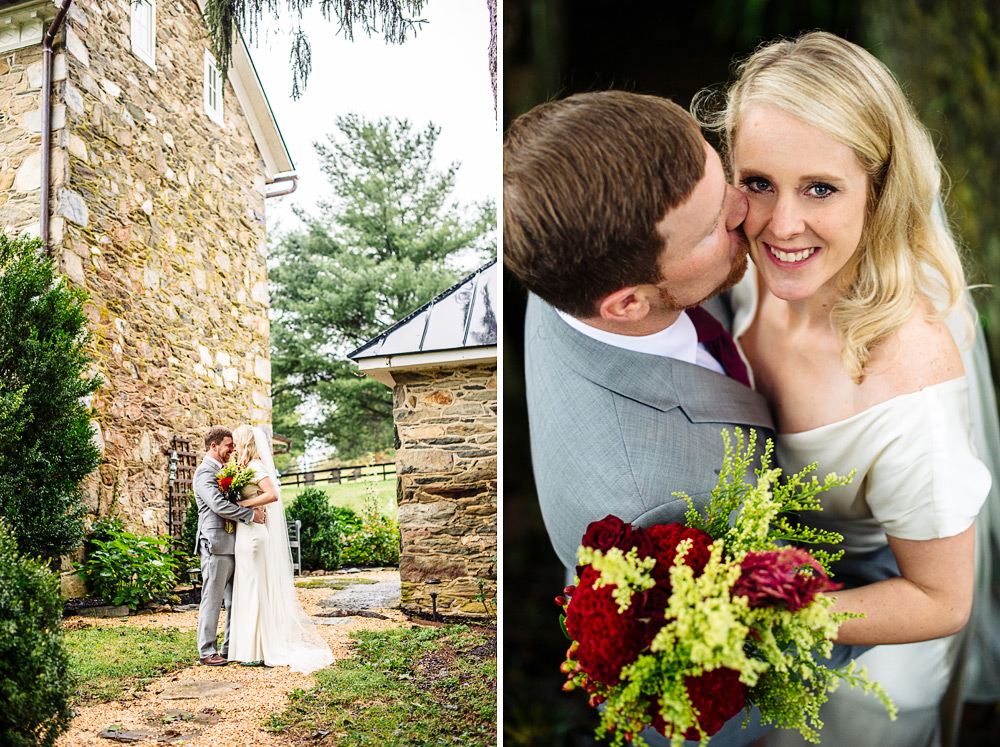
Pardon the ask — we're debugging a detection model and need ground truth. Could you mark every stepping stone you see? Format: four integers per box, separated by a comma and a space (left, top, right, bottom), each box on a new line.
143, 709, 220, 727
311, 613, 356, 625
158, 680, 241, 700
98, 726, 155, 742
318, 579, 400, 610
171, 604, 199, 612
77, 604, 131, 619
315, 608, 390, 620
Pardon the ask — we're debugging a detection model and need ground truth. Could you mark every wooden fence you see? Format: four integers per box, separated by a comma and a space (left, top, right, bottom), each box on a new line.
279, 461, 396, 488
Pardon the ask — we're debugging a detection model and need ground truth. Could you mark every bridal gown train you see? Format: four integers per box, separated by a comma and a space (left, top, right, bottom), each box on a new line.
228, 459, 334, 672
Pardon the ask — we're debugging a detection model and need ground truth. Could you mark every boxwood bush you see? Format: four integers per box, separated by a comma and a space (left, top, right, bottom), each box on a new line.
0, 519, 73, 747
288, 487, 343, 572
0, 233, 101, 560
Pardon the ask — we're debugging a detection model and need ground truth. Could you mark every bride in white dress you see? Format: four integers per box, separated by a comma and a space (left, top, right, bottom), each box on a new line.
699, 33, 992, 745
227, 424, 334, 673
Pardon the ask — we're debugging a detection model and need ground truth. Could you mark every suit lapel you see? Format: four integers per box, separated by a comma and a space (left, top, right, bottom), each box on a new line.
531, 295, 772, 429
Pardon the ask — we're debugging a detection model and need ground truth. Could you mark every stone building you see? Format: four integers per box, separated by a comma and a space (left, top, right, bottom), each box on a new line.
349, 259, 498, 619
0, 0, 293, 592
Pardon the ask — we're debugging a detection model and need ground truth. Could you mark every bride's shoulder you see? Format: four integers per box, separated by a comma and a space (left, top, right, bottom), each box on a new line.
867, 299, 962, 396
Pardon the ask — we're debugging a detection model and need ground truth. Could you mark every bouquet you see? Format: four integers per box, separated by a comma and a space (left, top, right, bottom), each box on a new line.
558, 429, 896, 746
216, 461, 255, 533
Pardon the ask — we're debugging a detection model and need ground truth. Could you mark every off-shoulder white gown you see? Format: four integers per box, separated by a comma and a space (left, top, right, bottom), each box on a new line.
731, 278, 991, 747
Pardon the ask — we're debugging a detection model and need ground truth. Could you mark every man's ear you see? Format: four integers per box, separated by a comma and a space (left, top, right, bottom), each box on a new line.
598, 286, 653, 323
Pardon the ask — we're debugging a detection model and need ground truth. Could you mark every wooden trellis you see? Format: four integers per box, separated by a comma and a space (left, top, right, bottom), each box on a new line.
167, 435, 199, 547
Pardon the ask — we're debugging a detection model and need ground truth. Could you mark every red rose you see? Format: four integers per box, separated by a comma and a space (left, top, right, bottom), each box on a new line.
734, 548, 841, 612
564, 565, 648, 686
220, 476, 233, 492
581, 515, 640, 553
650, 667, 747, 740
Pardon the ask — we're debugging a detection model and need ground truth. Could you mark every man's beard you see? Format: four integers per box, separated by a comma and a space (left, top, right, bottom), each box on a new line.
658, 234, 750, 313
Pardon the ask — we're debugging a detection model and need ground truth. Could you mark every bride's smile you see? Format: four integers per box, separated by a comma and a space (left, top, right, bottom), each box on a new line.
732, 105, 869, 308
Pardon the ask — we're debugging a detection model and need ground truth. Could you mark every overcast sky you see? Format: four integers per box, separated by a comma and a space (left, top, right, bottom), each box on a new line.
246, 0, 499, 233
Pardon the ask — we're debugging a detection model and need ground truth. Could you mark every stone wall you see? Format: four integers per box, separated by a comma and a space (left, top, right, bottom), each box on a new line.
0, 1, 275, 593
393, 363, 498, 619
0, 42, 49, 235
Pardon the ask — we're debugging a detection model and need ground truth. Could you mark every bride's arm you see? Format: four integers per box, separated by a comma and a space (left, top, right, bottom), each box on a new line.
235, 475, 279, 507
826, 524, 975, 645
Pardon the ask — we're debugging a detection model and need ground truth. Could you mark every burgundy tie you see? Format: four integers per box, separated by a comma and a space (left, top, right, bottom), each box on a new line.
685, 306, 751, 388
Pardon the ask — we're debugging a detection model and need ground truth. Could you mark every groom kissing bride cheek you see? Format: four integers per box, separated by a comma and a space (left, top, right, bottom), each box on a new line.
193, 425, 333, 671
504, 32, 992, 747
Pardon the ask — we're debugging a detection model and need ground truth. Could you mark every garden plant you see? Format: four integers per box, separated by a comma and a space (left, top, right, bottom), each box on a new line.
0, 519, 73, 747
0, 233, 101, 559
288, 487, 345, 571
76, 518, 183, 609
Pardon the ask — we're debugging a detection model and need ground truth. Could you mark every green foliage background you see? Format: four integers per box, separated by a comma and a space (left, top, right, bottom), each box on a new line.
863, 0, 1000, 390
0, 234, 101, 560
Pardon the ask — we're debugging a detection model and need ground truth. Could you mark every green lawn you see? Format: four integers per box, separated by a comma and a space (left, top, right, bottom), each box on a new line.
266, 625, 497, 746
64, 625, 197, 702
281, 478, 397, 520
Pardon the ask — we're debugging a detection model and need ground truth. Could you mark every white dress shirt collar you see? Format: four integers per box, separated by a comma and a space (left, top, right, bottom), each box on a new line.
556, 308, 725, 375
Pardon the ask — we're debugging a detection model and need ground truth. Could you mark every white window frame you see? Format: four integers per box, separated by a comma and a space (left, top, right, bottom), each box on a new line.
203, 50, 225, 126
130, 0, 156, 69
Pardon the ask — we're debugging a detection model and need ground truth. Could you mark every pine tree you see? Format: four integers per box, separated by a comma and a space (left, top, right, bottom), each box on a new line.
269, 116, 495, 460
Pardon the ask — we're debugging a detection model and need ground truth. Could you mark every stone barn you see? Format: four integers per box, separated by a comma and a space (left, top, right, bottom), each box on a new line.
0, 0, 294, 593
349, 259, 498, 619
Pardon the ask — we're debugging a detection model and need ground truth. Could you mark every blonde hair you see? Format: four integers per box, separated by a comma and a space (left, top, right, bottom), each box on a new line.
695, 31, 968, 382
231, 424, 259, 463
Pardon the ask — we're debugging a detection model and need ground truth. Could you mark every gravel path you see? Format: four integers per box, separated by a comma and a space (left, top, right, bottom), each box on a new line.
57, 570, 404, 746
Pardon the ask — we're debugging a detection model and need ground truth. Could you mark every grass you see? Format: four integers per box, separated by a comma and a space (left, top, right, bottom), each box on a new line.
294, 577, 378, 589
266, 625, 497, 746
282, 478, 397, 520
64, 625, 197, 703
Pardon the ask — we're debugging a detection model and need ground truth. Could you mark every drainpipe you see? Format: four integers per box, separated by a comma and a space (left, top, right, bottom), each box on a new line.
40, 0, 74, 251
265, 173, 297, 198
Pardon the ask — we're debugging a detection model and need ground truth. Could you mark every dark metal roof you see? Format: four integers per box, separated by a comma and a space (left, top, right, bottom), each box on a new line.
348, 258, 497, 361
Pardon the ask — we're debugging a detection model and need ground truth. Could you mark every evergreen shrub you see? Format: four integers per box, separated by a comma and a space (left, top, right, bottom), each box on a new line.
0, 519, 73, 747
287, 487, 343, 571
0, 233, 101, 559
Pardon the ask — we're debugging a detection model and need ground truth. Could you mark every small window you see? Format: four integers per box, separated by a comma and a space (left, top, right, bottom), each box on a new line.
130, 0, 156, 69
203, 50, 225, 126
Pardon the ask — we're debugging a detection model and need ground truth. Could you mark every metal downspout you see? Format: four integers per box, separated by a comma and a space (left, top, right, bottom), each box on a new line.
40, 0, 74, 251
265, 174, 298, 198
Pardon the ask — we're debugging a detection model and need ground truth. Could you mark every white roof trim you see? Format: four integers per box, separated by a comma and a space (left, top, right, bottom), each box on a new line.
194, 0, 293, 180
353, 346, 498, 387
0, 0, 59, 54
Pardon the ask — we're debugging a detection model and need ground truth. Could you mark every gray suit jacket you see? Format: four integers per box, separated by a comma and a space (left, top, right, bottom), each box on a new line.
524, 294, 776, 569
193, 456, 255, 555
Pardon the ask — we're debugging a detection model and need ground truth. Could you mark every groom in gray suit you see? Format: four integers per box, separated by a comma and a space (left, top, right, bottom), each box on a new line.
193, 426, 265, 666
504, 91, 774, 746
